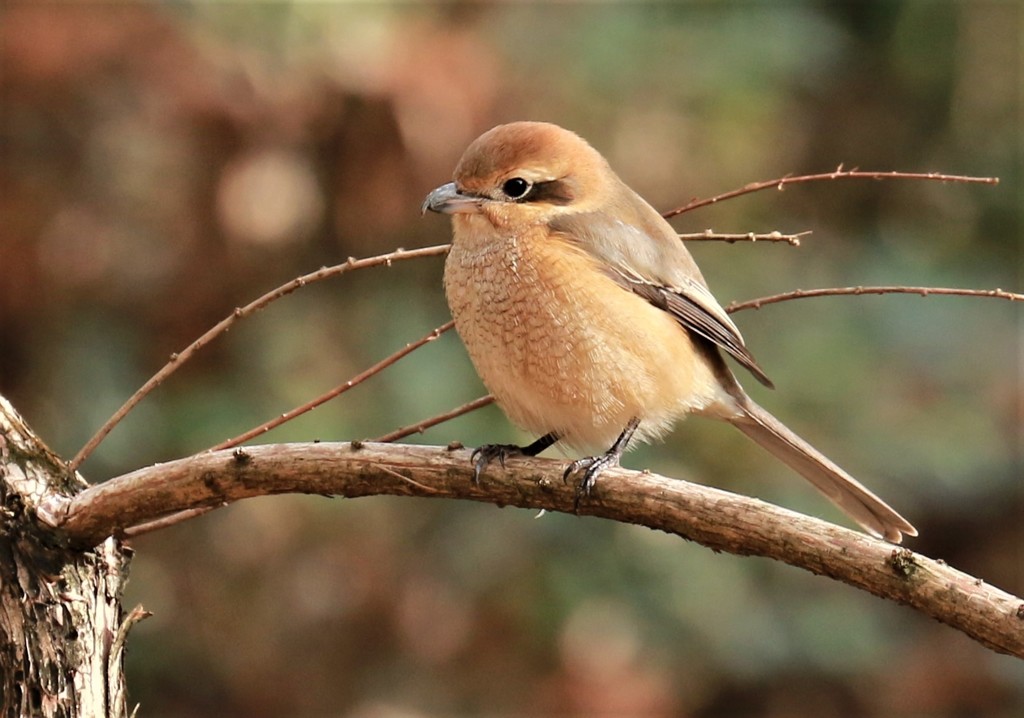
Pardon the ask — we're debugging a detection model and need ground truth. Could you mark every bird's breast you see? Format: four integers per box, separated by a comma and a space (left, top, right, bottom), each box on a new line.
443, 220, 724, 449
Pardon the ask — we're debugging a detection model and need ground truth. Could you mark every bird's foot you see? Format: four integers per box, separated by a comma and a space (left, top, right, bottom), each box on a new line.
562, 417, 640, 511
563, 452, 622, 510
469, 433, 560, 485
470, 444, 524, 484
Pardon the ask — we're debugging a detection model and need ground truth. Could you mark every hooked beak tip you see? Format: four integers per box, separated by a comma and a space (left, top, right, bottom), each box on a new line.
422, 182, 481, 216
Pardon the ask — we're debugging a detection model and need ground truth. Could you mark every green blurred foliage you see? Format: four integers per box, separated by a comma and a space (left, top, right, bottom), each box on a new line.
1, 1, 1021, 716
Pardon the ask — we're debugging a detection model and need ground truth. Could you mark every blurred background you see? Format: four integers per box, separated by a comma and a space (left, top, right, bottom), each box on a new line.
1, 2, 1021, 716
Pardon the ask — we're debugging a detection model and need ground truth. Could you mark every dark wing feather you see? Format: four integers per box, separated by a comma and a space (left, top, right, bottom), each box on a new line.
628, 280, 775, 389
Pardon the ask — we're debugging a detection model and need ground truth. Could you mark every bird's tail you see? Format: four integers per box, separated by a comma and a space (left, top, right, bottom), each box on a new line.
727, 398, 917, 543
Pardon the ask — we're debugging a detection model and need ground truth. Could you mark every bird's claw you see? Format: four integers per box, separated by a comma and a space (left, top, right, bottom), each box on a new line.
563, 453, 620, 511
470, 444, 522, 484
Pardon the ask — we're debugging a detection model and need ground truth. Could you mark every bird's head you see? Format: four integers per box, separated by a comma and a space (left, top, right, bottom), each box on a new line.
422, 122, 615, 228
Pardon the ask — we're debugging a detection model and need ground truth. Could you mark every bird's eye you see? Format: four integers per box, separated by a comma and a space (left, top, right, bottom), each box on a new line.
501, 177, 532, 200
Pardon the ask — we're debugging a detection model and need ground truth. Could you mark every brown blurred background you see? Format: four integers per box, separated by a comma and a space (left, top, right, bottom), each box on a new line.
1, 2, 1021, 716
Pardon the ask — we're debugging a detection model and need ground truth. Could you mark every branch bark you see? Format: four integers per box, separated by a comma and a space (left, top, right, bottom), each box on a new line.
41, 440, 1024, 659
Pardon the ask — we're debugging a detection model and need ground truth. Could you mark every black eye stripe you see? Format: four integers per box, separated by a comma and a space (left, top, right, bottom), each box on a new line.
523, 179, 574, 206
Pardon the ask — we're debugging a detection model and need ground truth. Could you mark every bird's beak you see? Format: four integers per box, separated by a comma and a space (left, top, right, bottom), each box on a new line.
422, 182, 482, 215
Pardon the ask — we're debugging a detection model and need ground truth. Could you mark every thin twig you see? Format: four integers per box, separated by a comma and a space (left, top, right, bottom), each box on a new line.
727, 285, 1024, 313
378, 464, 442, 494
372, 394, 496, 443
122, 506, 219, 539
208, 320, 456, 453
107, 603, 152, 718
662, 167, 999, 219
69, 244, 451, 471
370, 287, 1021, 443
679, 230, 810, 246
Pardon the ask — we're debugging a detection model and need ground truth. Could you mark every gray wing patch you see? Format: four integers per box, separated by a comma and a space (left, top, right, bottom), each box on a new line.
548, 209, 774, 388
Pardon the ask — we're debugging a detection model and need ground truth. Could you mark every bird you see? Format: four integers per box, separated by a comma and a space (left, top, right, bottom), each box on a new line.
422, 121, 916, 543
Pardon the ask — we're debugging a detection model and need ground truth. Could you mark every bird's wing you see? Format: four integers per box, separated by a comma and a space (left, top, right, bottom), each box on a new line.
550, 209, 774, 389
621, 274, 774, 388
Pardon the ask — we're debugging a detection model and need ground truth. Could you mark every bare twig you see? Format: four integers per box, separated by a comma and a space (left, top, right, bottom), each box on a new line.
107, 603, 152, 718
42, 442, 1024, 659
69, 245, 451, 472
368, 285, 1022, 441
727, 285, 1024, 313
679, 230, 810, 246
662, 167, 999, 219
207, 320, 456, 452
364, 285, 1021, 443
122, 506, 218, 539
372, 394, 496, 443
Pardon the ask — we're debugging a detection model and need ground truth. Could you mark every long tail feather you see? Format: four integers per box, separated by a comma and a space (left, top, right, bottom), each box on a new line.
728, 399, 917, 543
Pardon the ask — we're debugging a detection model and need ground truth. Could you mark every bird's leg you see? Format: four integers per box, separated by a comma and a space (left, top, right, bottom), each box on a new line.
564, 417, 641, 508
471, 432, 560, 484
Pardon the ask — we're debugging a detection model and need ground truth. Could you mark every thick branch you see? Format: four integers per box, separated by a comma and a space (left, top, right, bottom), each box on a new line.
0, 396, 134, 717
41, 441, 1024, 658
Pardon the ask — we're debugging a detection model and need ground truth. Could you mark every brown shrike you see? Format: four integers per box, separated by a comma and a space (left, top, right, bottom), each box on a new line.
424, 121, 916, 543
